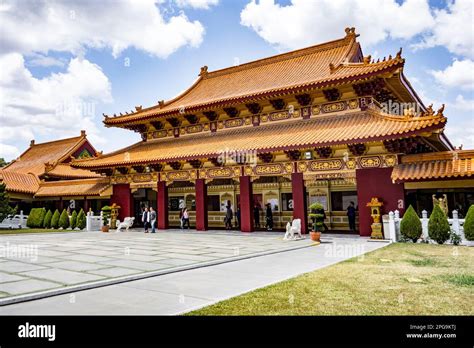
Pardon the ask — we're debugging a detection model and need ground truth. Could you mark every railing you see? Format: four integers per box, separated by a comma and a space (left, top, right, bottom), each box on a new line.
384, 210, 469, 245
0, 211, 28, 229
86, 211, 103, 231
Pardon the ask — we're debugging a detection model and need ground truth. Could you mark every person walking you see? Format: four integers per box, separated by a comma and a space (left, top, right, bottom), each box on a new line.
142, 207, 150, 233
253, 204, 260, 228
225, 204, 233, 230
182, 208, 190, 229
149, 207, 157, 233
179, 207, 184, 229
265, 203, 273, 231
347, 201, 357, 233
235, 206, 241, 229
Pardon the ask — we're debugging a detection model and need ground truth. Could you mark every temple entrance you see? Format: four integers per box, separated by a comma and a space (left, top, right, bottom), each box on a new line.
168, 181, 195, 228
133, 188, 157, 227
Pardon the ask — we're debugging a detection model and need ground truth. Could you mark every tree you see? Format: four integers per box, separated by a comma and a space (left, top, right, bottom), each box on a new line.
43, 210, 53, 228
51, 209, 60, 229
70, 210, 77, 229
428, 204, 451, 244
77, 209, 86, 230
0, 158, 8, 168
26, 208, 46, 228
58, 209, 70, 229
0, 182, 15, 222
464, 205, 474, 241
400, 205, 422, 242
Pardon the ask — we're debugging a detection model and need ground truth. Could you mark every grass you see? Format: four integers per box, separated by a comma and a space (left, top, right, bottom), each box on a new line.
0, 228, 83, 235
188, 243, 474, 315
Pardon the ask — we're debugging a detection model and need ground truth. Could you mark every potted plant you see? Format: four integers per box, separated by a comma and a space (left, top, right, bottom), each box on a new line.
101, 205, 111, 232
308, 202, 325, 242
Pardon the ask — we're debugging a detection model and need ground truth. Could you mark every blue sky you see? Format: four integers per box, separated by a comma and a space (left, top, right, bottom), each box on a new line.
0, 0, 473, 160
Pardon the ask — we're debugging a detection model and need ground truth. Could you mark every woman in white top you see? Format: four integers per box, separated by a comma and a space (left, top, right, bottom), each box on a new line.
182, 208, 190, 229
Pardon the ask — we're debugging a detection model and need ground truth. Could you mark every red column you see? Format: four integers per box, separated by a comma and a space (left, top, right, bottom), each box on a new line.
83, 196, 89, 213
111, 184, 133, 221
157, 181, 168, 229
356, 167, 405, 237
291, 172, 308, 234
239, 175, 254, 232
195, 179, 208, 231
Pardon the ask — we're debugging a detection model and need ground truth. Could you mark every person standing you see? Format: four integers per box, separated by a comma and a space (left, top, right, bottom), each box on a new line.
149, 207, 157, 233
225, 204, 233, 230
347, 201, 357, 233
179, 207, 184, 229
265, 203, 273, 231
142, 207, 150, 233
182, 208, 190, 229
253, 204, 260, 228
236, 206, 241, 229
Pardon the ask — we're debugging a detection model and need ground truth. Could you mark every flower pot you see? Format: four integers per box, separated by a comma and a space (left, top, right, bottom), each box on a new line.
101, 225, 109, 233
310, 231, 321, 242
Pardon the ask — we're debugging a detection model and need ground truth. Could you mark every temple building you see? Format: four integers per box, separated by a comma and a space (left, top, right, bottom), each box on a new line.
2, 28, 473, 235
0, 131, 112, 213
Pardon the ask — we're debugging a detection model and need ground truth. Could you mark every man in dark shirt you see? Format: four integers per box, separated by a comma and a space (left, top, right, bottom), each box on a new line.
347, 201, 357, 233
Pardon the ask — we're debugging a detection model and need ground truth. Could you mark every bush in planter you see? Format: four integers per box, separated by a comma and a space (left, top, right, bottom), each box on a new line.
51, 209, 60, 229
76, 209, 86, 230
101, 206, 111, 227
428, 204, 450, 244
400, 205, 422, 242
70, 210, 77, 229
26, 208, 46, 228
464, 205, 474, 241
43, 210, 53, 228
58, 209, 70, 229
308, 202, 325, 232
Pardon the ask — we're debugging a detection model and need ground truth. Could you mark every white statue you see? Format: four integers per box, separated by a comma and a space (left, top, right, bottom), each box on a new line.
284, 219, 303, 240
116, 217, 135, 232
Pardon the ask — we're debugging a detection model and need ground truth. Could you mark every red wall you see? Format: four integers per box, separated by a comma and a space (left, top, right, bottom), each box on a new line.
356, 167, 405, 236
111, 184, 133, 221
157, 181, 168, 229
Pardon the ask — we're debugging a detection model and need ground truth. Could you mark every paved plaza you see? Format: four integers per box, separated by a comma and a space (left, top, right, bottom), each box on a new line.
0, 232, 387, 314
0, 230, 315, 304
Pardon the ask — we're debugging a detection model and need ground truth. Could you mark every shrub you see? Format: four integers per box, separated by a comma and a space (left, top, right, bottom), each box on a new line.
77, 209, 86, 230
101, 205, 111, 226
308, 202, 325, 232
463, 205, 474, 241
51, 209, 60, 229
43, 210, 53, 228
70, 210, 77, 229
400, 205, 422, 242
58, 209, 70, 229
428, 204, 450, 244
26, 208, 46, 228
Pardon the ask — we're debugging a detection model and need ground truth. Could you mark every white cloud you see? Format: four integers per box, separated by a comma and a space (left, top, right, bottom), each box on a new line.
0, 144, 20, 160
452, 94, 474, 112
0, 53, 112, 160
0, 0, 205, 58
240, 0, 434, 50
26, 53, 65, 68
430, 59, 474, 90
174, 0, 219, 9
414, 0, 474, 59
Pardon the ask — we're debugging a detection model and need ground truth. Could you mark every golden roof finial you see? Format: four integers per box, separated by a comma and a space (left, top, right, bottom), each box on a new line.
436, 104, 445, 117
344, 27, 358, 39
329, 62, 336, 72
158, 100, 165, 108
396, 47, 403, 59
363, 55, 371, 64
135, 105, 142, 112
80, 130, 86, 137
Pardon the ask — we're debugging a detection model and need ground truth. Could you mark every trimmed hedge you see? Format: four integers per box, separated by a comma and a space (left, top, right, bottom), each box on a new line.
43, 209, 53, 228
400, 205, 422, 242
51, 209, 60, 229
464, 205, 474, 241
77, 209, 86, 230
428, 204, 450, 244
70, 210, 77, 229
26, 208, 46, 228
58, 209, 69, 229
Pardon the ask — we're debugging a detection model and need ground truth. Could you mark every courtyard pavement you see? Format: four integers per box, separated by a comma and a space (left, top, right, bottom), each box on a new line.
0, 230, 388, 314
0, 229, 314, 304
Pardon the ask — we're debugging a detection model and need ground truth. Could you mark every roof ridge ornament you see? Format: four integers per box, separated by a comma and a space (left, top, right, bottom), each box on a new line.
344, 27, 359, 39
199, 65, 208, 77
158, 100, 165, 108
135, 105, 142, 112
396, 47, 403, 59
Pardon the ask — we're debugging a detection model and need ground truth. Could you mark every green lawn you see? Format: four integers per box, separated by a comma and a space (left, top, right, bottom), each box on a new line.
0, 228, 83, 235
188, 243, 474, 315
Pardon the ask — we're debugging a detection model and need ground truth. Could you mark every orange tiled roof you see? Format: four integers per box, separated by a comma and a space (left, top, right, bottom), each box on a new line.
392, 150, 474, 182
4, 134, 87, 176
75, 110, 446, 169
0, 170, 39, 194
45, 163, 101, 179
104, 29, 406, 126
35, 178, 110, 197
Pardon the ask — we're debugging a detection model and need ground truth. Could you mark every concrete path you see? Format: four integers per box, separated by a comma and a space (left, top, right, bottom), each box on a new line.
0, 234, 388, 315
